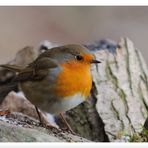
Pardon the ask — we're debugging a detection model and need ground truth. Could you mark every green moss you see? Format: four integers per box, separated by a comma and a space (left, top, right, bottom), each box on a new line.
111, 99, 124, 130
118, 89, 126, 101
129, 128, 148, 142
138, 83, 148, 117
105, 60, 118, 91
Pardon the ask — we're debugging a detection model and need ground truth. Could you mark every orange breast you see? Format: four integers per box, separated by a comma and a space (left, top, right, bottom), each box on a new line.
54, 60, 92, 99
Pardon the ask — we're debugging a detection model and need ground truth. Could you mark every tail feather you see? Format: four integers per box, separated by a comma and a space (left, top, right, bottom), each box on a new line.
0, 64, 23, 72
0, 82, 18, 104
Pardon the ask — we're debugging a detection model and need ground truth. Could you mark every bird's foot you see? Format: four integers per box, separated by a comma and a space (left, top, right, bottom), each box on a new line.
39, 122, 61, 132
61, 127, 76, 135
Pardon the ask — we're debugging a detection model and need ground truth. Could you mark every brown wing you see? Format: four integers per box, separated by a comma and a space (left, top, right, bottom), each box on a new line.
0, 57, 58, 82
0, 64, 23, 72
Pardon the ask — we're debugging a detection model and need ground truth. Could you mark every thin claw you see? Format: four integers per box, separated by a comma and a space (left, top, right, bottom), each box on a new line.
46, 124, 60, 130
61, 127, 76, 135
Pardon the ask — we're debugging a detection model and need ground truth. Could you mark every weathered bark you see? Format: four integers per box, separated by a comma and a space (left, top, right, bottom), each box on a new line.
65, 38, 148, 141
0, 112, 89, 142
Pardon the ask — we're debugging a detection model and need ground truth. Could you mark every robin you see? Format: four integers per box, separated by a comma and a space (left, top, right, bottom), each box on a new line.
0, 44, 101, 133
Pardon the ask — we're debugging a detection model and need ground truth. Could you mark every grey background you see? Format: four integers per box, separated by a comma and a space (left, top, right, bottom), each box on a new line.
0, 6, 148, 64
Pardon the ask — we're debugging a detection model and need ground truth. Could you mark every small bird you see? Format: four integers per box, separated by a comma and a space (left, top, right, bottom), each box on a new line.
0, 44, 101, 132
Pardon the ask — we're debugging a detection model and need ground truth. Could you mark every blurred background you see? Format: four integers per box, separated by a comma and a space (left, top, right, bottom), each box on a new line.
0, 6, 148, 64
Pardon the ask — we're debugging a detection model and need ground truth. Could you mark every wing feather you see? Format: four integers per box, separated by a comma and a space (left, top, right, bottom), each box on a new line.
0, 57, 58, 81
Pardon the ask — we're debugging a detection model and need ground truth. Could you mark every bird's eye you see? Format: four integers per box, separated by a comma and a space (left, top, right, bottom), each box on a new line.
75, 55, 83, 61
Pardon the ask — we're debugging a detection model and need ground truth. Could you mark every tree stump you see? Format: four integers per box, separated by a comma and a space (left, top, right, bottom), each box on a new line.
65, 38, 148, 141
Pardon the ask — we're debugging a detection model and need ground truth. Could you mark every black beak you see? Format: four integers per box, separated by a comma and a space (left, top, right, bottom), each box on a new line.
91, 59, 101, 64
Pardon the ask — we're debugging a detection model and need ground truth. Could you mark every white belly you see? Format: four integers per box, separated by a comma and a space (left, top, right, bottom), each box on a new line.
48, 93, 85, 115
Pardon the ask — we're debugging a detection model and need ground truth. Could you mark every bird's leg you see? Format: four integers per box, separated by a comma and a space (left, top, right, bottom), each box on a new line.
35, 106, 59, 130
59, 113, 75, 134
35, 106, 43, 126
